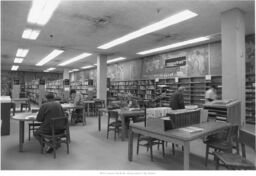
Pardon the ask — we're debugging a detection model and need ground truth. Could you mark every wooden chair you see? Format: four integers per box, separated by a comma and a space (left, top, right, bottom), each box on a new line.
40, 117, 70, 159
28, 121, 41, 140
204, 125, 240, 167
21, 100, 30, 112
28, 109, 40, 140
134, 104, 167, 161
213, 129, 255, 170
107, 110, 122, 140
94, 99, 105, 116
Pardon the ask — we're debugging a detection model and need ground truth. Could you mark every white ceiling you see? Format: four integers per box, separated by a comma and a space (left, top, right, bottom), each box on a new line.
1, 0, 255, 73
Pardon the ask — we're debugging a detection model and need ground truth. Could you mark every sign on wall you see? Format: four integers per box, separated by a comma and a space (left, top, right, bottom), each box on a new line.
165, 56, 186, 68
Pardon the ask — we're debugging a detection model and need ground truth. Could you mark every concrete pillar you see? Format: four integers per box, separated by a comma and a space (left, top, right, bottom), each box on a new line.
221, 8, 245, 125
97, 55, 107, 103
63, 69, 69, 79
63, 68, 70, 100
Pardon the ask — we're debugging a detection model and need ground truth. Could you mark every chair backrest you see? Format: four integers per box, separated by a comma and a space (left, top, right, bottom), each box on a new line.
226, 125, 239, 143
239, 129, 256, 151
95, 99, 105, 108
108, 110, 119, 120
50, 117, 69, 136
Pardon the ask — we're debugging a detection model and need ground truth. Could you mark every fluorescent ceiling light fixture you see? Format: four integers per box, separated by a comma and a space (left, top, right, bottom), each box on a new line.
11, 65, 19, 71
22, 28, 40, 40
107, 57, 126, 64
14, 58, 24, 64
44, 67, 56, 72
58, 53, 92, 66
16, 48, 29, 57
81, 65, 95, 69
36, 49, 64, 66
68, 69, 79, 73
98, 10, 197, 49
137, 37, 210, 55
27, 0, 61, 26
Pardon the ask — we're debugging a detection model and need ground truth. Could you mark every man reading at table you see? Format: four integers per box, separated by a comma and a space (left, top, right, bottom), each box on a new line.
34, 93, 65, 153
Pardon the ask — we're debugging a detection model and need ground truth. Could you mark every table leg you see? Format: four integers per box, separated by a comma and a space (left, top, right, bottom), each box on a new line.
83, 108, 86, 126
121, 115, 126, 141
183, 141, 190, 170
128, 128, 134, 161
98, 111, 101, 131
19, 121, 25, 152
87, 104, 90, 117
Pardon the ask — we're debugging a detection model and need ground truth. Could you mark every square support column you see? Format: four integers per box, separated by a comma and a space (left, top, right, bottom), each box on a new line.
221, 8, 245, 125
97, 55, 107, 103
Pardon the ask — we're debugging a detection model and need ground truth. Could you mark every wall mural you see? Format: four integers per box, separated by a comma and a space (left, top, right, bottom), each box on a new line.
141, 45, 209, 79
71, 34, 254, 82
107, 59, 142, 81
187, 47, 209, 76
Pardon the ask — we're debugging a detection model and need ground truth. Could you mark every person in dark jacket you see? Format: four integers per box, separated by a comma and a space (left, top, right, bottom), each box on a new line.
170, 86, 185, 110
34, 93, 65, 153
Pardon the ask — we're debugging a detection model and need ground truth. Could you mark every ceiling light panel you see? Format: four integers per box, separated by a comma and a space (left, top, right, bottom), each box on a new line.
81, 65, 94, 69
44, 67, 56, 72
27, 0, 61, 26
98, 10, 197, 49
14, 58, 24, 63
11, 65, 19, 71
107, 57, 126, 64
137, 37, 210, 55
16, 49, 29, 57
22, 28, 40, 40
36, 49, 64, 66
58, 53, 92, 66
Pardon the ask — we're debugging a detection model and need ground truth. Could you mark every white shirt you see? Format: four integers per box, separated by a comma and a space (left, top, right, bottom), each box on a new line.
205, 88, 217, 102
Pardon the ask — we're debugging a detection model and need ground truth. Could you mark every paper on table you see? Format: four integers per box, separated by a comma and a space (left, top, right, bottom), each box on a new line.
25, 115, 37, 120
178, 126, 204, 133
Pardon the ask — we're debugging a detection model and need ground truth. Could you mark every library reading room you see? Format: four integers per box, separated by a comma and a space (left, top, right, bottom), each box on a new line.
1, 0, 255, 173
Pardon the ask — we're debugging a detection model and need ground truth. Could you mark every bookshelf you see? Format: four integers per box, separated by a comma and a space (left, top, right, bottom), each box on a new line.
245, 73, 255, 124
138, 79, 156, 100
155, 76, 222, 107
45, 79, 64, 99
26, 79, 45, 106
108, 76, 222, 107
70, 79, 95, 99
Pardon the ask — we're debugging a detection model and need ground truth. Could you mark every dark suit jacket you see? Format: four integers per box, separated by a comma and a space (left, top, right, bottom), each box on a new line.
169, 91, 185, 110
36, 101, 65, 134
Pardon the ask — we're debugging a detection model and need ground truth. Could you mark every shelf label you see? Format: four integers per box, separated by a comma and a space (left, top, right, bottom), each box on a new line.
205, 75, 211, 81
175, 77, 179, 83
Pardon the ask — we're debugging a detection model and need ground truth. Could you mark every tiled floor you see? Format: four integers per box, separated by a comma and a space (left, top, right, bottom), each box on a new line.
1, 104, 255, 171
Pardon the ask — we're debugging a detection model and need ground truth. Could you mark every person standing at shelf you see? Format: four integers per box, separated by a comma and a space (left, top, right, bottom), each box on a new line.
70, 89, 83, 124
169, 86, 185, 110
34, 93, 65, 153
205, 85, 218, 103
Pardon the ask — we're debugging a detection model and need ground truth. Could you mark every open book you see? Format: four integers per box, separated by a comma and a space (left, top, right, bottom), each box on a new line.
178, 126, 204, 133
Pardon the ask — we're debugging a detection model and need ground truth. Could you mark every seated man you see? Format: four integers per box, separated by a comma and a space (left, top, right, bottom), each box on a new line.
34, 93, 65, 153
170, 86, 185, 110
